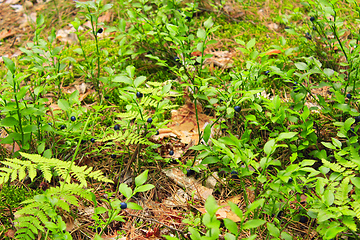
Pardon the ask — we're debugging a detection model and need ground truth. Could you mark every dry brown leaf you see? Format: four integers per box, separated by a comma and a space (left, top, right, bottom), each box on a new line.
0, 29, 16, 40
98, 11, 112, 23
266, 49, 282, 55
163, 168, 213, 201
56, 28, 78, 44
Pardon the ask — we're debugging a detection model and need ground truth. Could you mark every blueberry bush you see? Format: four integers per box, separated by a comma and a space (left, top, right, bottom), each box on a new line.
1, 0, 360, 239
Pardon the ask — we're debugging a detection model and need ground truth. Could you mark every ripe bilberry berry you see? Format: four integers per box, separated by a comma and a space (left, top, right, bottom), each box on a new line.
147, 117, 153, 124
120, 202, 127, 209
60, 124, 66, 130
136, 92, 143, 98
71, 116, 76, 121
310, 16, 315, 22
97, 28, 103, 34
169, 150, 174, 156
114, 124, 120, 130
355, 116, 360, 123
186, 169, 195, 177
346, 93, 352, 99
90, 138, 95, 143
174, 56, 180, 62
234, 106, 241, 113
305, 32, 312, 40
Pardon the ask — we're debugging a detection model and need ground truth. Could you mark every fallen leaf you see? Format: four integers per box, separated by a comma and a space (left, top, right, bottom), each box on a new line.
163, 168, 213, 200
0, 29, 16, 40
266, 49, 282, 55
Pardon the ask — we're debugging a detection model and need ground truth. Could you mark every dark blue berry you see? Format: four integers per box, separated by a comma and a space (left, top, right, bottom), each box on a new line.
231, 171, 239, 179
120, 202, 127, 209
104, 96, 109, 100
174, 56, 180, 62
60, 125, 66, 130
313, 26, 316, 30
169, 150, 174, 156
305, 32, 312, 40
90, 138, 95, 143
70, 116, 76, 121
155, 130, 159, 135
114, 124, 120, 130
310, 16, 315, 22
97, 28, 103, 34
234, 106, 241, 112
264, 70, 270, 75
48, 122, 52, 126
147, 117, 153, 124
288, 177, 293, 183
136, 92, 143, 98
346, 93, 352, 99
185, 16, 191, 21
81, 139, 86, 144
186, 169, 195, 176
111, 154, 116, 159
355, 116, 360, 123
299, 215, 308, 223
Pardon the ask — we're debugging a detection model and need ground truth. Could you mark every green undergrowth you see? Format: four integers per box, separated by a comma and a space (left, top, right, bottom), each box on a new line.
1, 0, 360, 239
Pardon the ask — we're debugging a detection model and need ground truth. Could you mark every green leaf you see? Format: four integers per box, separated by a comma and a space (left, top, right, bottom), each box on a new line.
119, 183, 132, 198
246, 199, 265, 214
45, 221, 58, 229
113, 75, 132, 85
277, 132, 298, 141
264, 139, 276, 155
134, 184, 154, 193
267, 222, 280, 237
224, 233, 236, 240
58, 99, 70, 111
228, 201, 243, 219
201, 156, 219, 164
1, 117, 19, 127
246, 38, 256, 49
344, 118, 355, 131
37, 142, 45, 154
126, 65, 135, 79
204, 17, 213, 28
321, 142, 336, 150
113, 215, 125, 222
295, 62, 308, 70
280, 231, 293, 240
243, 219, 266, 229
203, 124, 211, 143
134, 76, 146, 88
223, 218, 238, 235
3, 56, 16, 74
205, 196, 218, 216
331, 137, 342, 149
95, 206, 107, 214
188, 227, 201, 240
127, 202, 143, 210
323, 189, 334, 206
197, 28, 206, 40
135, 170, 148, 187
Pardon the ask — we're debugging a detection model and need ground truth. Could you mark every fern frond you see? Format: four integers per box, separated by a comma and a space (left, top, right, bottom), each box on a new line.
321, 159, 345, 173
117, 110, 140, 120
351, 201, 360, 219
0, 152, 113, 187
140, 96, 158, 108
101, 130, 153, 146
